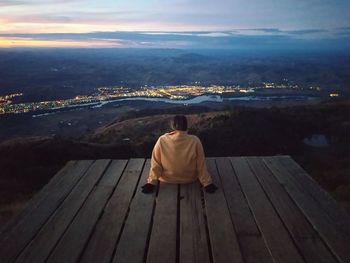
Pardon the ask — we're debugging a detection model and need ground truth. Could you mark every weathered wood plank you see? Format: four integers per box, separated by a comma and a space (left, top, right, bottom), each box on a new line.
216, 157, 261, 236
238, 236, 273, 263
230, 157, 304, 263
16, 159, 126, 263
204, 158, 244, 263
179, 181, 210, 263
216, 157, 273, 263
3, 156, 347, 263
0, 160, 77, 236
247, 157, 337, 263
79, 158, 145, 263
46, 159, 120, 263
0, 160, 93, 263
112, 159, 156, 263
264, 156, 350, 263
97, 160, 128, 187
146, 182, 178, 263
278, 156, 350, 237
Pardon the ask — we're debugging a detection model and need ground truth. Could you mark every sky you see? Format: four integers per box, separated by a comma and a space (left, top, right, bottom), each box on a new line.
0, 0, 349, 49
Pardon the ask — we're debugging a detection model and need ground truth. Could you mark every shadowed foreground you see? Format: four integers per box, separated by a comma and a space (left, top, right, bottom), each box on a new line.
0, 156, 349, 263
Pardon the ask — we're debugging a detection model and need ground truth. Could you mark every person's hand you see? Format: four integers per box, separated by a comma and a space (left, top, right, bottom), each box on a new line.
204, 183, 218, 193
141, 183, 154, 194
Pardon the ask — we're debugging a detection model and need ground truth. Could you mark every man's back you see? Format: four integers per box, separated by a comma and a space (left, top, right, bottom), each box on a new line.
142, 114, 217, 194
147, 130, 212, 186
158, 130, 198, 183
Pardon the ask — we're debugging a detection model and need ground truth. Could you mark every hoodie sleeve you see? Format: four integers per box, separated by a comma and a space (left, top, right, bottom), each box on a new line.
147, 137, 163, 185
195, 137, 213, 187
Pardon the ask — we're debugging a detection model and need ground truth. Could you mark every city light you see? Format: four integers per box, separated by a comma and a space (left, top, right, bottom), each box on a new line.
0, 82, 313, 115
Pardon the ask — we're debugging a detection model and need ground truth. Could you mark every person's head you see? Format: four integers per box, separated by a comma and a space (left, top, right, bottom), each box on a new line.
171, 115, 188, 131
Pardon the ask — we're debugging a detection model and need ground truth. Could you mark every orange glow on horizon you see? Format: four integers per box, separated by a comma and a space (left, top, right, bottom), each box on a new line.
0, 37, 122, 48
0, 19, 230, 34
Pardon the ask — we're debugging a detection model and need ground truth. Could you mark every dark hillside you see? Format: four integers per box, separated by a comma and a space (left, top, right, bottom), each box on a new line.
1, 100, 349, 225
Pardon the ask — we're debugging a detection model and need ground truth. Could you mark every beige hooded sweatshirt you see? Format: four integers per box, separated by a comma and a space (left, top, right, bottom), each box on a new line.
147, 130, 213, 187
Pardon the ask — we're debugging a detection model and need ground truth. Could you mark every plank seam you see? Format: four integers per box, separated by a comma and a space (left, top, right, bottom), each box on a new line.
44, 160, 112, 263
76, 159, 130, 263
0, 160, 78, 237
142, 181, 160, 263
262, 157, 344, 263
280, 157, 350, 238
245, 157, 310, 263
213, 158, 245, 262
176, 184, 180, 263
228, 157, 282, 262
106, 159, 147, 263
219, 157, 262, 239
203, 158, 245, 263
200, 184, 214, 263
10, 160, 96, 263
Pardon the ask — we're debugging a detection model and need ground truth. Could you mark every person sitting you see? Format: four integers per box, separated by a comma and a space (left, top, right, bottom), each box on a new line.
141, 115, 217, 194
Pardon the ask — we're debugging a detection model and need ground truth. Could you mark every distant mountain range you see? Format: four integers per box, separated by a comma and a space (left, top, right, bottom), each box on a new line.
0, 48, 349, 102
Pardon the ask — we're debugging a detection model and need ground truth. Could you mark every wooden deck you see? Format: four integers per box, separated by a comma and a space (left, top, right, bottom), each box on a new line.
0, 156, 350, 263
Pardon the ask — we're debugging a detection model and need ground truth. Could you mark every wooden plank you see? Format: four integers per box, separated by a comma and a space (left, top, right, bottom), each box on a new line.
179, 181, 210, 263
215, 157, 273, 263
239, 236, 273, 263
16, 159, 126, 263
230, 157, 304, 263
216, 157, 261, 236
79, 158, 145, 263
0, 160, 93, 263
204, 158, 244, 263
46, 159, 121, 263
97, 160, 128, 187
247, 157, 314, 237
247, 157, 337, 263
278, 156, 350, 237
146, 182, 178, 263
0, 160, 78, 236
264, 156, 350, 263
112, 159, 156, 263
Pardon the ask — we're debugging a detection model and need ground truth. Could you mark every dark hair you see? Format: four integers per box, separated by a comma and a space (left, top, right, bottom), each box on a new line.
171, 115, 188, 131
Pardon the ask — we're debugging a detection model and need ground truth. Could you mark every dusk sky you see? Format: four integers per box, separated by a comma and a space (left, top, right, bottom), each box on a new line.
0, 0, 350, 48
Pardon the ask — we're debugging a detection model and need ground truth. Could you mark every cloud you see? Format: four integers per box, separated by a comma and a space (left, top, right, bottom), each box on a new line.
0, 29, 349, 49
0, 0, 26, 6
337, 27, 350, 31
249, 28, 283, 33
240, 28, 328, 35
0, 1, 349, 48
0, 36, 123, 48
0, 0, 79, 6
232, 28, 332, 40
196, 32, 232, 37
1, 0, 350, 34
287, 29, 328, 35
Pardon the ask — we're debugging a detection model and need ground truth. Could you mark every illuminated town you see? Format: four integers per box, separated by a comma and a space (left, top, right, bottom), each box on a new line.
0, 82, 323, 115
